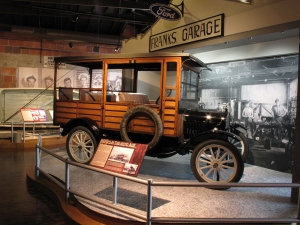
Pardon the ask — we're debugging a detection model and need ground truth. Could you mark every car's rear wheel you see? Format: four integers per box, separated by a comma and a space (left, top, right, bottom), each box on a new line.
66, 126, 97, 164
190, 139, 244, 187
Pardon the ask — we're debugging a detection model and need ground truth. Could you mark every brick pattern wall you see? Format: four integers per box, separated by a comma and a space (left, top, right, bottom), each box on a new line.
0, 36, 118, 88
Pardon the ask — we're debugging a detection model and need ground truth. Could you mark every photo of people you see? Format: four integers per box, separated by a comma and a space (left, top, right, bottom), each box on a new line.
91, 70, 102, 88
41, 68, 55, 88
18, 67, 39, 88
76, 71, 90, 88
63, 77, 72, 88
107, 69, 122, 91
56, 69, 75, 88
199, 54, 298, 173
123, 163, 138, 175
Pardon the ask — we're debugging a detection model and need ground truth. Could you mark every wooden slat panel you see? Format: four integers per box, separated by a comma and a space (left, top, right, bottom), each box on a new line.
56, 107, 77, 113
105, 111, 125, 117
104, 123, 121, 129
105, 104, 129, 111
78, 109, 101, 115
165, 101, 176, 107
56, 112, 77, 118
164, 115, 175, 121
105, 117, 122, 123
164, 109, 176, 115
56, 101, 77, 107
78, 103, 101, 109
131, 125, 155, 133
164, 122, 175, 128
133, 119, 155, 126
164, 128, 175, 135
78, 114, 102, 121
56, 118, 72, 124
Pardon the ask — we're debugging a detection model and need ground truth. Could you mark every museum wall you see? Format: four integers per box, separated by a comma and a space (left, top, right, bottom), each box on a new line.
0, 37, 117, 88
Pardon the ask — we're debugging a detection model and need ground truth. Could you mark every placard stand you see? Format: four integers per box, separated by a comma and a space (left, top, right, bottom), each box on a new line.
90, 139, 148, 177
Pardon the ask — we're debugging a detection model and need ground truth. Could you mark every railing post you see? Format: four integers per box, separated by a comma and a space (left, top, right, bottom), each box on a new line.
33, 122, 35, 136
113, 176, 118, 205
298, 182, 300, 223
36, 144, 40, 177
23, 122, 25, 143
146, 179, 153, 225
11, 122, 14, 143
65, 159, 70, 203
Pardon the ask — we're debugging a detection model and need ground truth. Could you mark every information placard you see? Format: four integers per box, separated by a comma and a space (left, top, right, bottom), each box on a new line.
90, 139, 148, 176
20, 108, 48, 122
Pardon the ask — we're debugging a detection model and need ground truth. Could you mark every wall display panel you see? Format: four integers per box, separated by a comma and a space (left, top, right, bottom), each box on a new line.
201, 55, 298, 173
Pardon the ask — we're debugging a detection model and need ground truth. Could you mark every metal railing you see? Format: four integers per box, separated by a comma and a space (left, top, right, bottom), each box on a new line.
35, 135, 300, 225
6, 121, 60, 143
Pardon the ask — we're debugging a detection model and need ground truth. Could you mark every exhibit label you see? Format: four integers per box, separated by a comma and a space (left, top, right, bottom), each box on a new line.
90, 139, 148, 176
149, 14, 224, 52
20, 108, 48, 122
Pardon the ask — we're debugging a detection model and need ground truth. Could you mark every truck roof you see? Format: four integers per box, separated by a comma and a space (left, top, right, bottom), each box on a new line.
54, 52, 210, 71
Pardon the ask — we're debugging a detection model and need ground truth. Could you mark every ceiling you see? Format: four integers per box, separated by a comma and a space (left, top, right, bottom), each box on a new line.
200, 54, 299, 88
0, 0, 171, 46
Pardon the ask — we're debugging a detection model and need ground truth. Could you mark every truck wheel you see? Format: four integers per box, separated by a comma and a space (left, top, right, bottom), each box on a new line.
228, 131, 249, 162
190, 139, 244, 185
66, 126, 97, 164
120, 105, 163, 149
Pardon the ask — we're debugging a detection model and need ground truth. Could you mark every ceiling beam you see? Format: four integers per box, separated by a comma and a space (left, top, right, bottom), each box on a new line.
0, 4, 154, 25
11, 0, 154, 10
0, 25, 121, 45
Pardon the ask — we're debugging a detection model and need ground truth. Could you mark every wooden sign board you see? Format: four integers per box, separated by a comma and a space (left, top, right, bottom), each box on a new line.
20, 108, 48, 122
90, 139, 148, 177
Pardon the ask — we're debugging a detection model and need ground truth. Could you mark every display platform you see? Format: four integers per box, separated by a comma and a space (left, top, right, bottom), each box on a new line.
27, 148, 298, 225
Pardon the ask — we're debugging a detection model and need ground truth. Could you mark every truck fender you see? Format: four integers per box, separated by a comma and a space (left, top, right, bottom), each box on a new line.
179, 130, 240, 155
60, 117, 101, 140
231, 123, 247, 132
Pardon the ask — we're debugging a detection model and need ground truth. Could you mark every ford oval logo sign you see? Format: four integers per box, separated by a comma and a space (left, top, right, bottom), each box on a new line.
150, 4, 182, 21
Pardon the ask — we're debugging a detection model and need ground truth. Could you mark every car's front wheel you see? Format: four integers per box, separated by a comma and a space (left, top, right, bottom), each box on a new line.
66, 126, 97, 164
190, 139, 244, 186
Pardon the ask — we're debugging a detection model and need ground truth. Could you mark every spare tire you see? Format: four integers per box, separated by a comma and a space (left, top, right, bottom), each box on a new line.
120, 105, 163, 149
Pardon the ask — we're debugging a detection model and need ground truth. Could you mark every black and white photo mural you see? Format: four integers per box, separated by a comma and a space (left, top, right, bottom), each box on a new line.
200, 54, 298, 173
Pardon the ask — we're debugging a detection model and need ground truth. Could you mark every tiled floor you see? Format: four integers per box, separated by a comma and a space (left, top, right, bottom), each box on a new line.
0, 148, 65, 225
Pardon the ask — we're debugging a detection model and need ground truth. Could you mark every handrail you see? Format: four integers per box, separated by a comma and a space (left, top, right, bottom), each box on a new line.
3, 121, 60, 143
35, 135, 300, 225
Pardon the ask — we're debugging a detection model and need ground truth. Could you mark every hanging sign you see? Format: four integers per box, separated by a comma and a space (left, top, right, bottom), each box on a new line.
149, 14, 224, 52
150, 3, 182, 21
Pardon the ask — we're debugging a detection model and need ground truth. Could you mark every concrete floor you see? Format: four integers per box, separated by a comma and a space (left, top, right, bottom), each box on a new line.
39, 148, 298, 223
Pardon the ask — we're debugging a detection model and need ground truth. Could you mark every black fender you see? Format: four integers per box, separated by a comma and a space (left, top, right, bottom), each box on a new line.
178, 130, 241, 155
61, 117, 101, 140
231, 123, 246, 132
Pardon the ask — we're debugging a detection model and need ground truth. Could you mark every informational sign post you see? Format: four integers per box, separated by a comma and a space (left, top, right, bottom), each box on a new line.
20, 108, 48, 122
90, 139, 148, 176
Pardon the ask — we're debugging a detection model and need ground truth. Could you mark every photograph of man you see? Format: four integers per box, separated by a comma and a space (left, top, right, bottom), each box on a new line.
64, 77, 72, 88
44, 76, 54, 88
272, 99, 287, 124
242, 101, 254, 139
78, 73, 89, 88
92, 75, 102, 88
216, 103, 222, 111
26, 75, 37, 88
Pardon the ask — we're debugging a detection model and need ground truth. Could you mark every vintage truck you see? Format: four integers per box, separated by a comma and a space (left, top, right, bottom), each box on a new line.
53, 52, 248, 184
